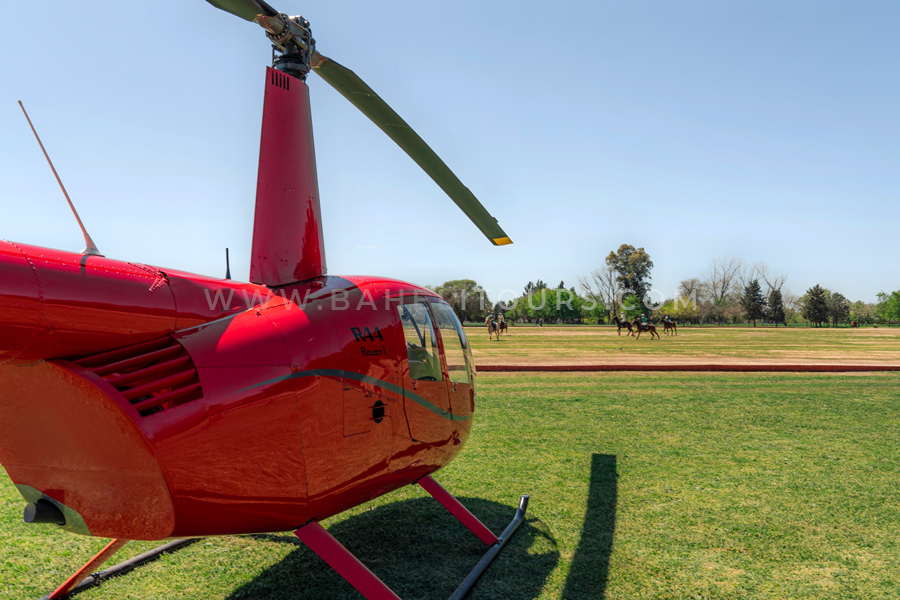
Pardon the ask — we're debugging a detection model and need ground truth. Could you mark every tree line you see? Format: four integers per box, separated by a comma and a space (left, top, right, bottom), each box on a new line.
654, 257, 898, 327
432, 244, 900, 327
432, 279, 603, 325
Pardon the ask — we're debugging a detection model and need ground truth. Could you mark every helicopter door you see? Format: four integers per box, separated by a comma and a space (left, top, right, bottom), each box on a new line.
396, 301, 451, 444
429, 302, 475, 419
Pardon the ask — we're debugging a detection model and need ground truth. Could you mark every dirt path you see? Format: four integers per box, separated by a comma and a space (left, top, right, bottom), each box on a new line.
465, 325, 900, 367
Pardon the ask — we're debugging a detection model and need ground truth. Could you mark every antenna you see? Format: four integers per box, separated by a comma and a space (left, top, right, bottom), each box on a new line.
225, 248, 231, 280
18, 101, 102, 257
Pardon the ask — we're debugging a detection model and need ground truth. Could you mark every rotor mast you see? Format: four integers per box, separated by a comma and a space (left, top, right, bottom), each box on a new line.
248, 14, 326, 286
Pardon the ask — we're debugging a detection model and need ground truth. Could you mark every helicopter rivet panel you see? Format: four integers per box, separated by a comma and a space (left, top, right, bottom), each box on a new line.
126, 262, 170, 292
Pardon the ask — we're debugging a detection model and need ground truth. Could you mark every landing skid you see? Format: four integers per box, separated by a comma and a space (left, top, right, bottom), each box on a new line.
296, 475, 530, 600
39, 538, 198, 599
39, 477, 529, 600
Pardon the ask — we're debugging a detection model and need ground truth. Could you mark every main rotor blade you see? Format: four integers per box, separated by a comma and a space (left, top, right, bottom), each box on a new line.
205, 0, 278, 22
311, 53, 512, 246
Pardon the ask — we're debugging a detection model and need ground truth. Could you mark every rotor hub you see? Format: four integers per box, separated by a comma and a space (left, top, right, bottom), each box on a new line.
257, 13, 315, 79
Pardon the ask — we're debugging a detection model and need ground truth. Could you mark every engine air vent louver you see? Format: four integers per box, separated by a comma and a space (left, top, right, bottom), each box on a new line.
72, 337, 203, 417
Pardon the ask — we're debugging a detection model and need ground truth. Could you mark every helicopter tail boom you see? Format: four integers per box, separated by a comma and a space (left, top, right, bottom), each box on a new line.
0, 240, 178, 364
0, 241, 266, 364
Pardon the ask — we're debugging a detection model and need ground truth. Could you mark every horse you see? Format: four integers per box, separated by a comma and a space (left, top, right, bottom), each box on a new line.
630, 318, 660, 340
486, 318, 502, 341
661, 319, 677, 335
498, 320, 508, 335
612, 316, 634, 336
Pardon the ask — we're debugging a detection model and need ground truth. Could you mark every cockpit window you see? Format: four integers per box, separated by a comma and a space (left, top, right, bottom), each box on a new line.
430, 302, 473, 384
397, 302, 443, 382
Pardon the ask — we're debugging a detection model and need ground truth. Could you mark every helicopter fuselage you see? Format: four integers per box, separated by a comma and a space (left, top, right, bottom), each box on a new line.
0, 241, 475, 539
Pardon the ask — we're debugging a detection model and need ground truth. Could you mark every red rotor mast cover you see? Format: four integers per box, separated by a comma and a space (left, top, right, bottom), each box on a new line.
250, 68, 326, 286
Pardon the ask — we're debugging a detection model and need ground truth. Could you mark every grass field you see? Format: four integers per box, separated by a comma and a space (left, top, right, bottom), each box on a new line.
465, 325, 900, 366
1, 330, 899, 599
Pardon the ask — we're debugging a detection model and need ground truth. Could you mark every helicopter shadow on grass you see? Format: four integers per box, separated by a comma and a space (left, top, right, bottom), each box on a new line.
561, 454, 618, 600
226, 497, 559, 600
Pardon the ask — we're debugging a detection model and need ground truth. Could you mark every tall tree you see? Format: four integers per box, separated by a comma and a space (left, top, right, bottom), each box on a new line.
741, 279, 766, 326
579, 265, 619, 323
704, 256, 745, 306
674, 278, 705, 325
605, 245, 653, 313
802, 285, 829, 327
849, 300, 874, 325
433, 279, 489, 323
876, 291, 900, 325
767, 289, 786, 327
827, 292, 850, 326
752, 261, 789, 296
677, 278, 704, 305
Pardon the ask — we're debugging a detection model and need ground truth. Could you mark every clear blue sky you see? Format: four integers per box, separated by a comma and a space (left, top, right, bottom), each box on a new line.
2, 1, 897, 303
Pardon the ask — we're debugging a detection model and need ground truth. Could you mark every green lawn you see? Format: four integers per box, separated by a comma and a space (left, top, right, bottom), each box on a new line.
466, 325, 900, 365
2, 372, 899, 599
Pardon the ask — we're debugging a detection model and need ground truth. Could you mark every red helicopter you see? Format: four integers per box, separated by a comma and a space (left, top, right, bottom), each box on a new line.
0, 1, 526, 598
